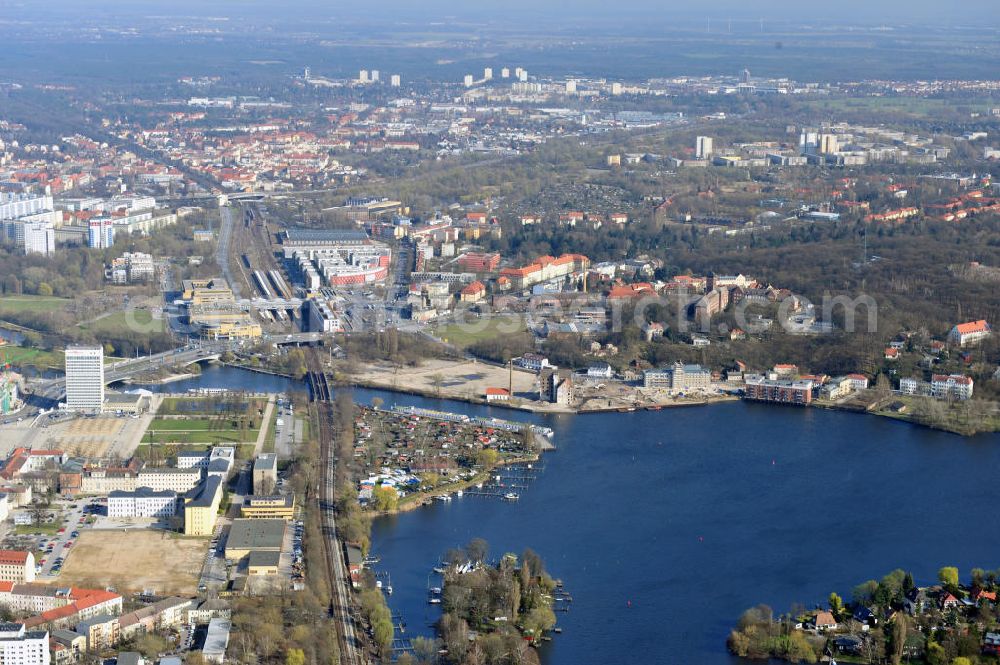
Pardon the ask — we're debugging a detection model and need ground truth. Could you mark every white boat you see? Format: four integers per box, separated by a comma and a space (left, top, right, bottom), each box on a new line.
386, 585, 393, 595
455, 490, 463, 497
503, 492, 519, 501
430, 587, 442, 594
428, 598, 442, 604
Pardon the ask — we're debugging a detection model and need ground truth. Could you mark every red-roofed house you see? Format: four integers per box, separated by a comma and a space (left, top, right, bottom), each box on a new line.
846, 374, 869, 391
459, 281, 486, 303
884, 348, 899, 360
948, 319, 992, 347
0, 551, 34, 584
484, 387, 510, 402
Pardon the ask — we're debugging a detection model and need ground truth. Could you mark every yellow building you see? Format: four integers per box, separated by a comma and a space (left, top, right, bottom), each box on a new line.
184, 476, 224, 536
181, 278, 235, 305
240, 495, 295, 521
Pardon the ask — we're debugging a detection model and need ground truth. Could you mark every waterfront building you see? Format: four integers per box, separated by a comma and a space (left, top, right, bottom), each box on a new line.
930, 374, 974, 401
643, 363, 712, 391
540, 369, 574, 405
743, 375, 814, 405
64, 347, 104, 412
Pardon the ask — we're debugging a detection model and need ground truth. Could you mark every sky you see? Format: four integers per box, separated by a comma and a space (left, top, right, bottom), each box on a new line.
20, 0, 1000, 25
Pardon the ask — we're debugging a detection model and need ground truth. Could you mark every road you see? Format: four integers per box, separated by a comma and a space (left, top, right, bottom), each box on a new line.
30, 343, 228, 403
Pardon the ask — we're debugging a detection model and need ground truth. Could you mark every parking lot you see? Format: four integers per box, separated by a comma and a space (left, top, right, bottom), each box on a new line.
4, 499, 96, 580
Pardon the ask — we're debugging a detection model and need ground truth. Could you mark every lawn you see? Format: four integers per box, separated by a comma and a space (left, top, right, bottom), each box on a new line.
148, 417, 249, 432
434, 314, 526, 348
15, 523, 61, 535
0, 345, 64, 370
141, 429, 259, 444
78, 309, 165, 336
0, 295, 70, 315
158, 396, 268, 416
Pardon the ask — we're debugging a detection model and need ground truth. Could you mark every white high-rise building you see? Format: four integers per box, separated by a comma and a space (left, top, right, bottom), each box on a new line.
0, 623, 49, 665
565, 80, 577, 94
518, 69, 528, 82
463, 74, 474, 87
371, 70, 380, 82
22, 222, 55, 256
611, 82, 623, 96
0, 193, 53, 221
501, 67, 510, 79
64, 346, 104, 412
696, 136, 714, 159
390, 74, 401, 87
484, 67, 493, 80
359, 70, 369, 83
88, 218, 115, 249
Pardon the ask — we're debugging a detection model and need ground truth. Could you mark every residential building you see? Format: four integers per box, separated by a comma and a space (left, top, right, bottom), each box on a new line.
22, 222, 55, 256
513, 354, 551, 373
107, 488, 177, 519
64, 347, 104, 412
459, 281, 486, 303
586, 363, 613, 380
695, 136, 714, 159
948, 320, 992, 347
847, 374, 870, 391
74, 615, 118, 652
0, 552, 35, 584
930, 374, 974, 400
86, 219, 115, 249
499, 254, 590, 291
821, 376, 853, 400
643, 363, 712, 391
116, 598, 192, 642
743, 375, 814, 405
0, 623, 49, 665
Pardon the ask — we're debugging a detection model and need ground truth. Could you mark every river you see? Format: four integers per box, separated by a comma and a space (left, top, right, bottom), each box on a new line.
148, 364, 1000, 664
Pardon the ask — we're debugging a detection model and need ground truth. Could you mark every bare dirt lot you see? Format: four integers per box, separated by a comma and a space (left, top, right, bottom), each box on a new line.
58, 529, 205, 595
348, 358, 576, 412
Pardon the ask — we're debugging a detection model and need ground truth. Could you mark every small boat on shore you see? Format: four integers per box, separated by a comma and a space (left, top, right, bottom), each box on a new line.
433, 566, 447, 574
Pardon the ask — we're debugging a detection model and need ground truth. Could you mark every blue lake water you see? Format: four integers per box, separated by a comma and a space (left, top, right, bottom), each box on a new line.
161, 364, 1000, 664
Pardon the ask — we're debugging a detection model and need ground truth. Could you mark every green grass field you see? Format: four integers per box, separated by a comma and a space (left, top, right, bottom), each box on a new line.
0, 295, 70, 315
435, 315, 526, 348
141, 429, 259, 444
158, 397, 267, 416
0, 346, 64, 370
78, 309, 165, 336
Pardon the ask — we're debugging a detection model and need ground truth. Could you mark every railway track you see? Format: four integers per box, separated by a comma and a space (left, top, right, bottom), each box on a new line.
307, 363, 366, 665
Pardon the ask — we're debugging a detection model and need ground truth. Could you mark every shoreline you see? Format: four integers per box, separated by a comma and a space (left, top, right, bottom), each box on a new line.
374, 453, 542, 517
